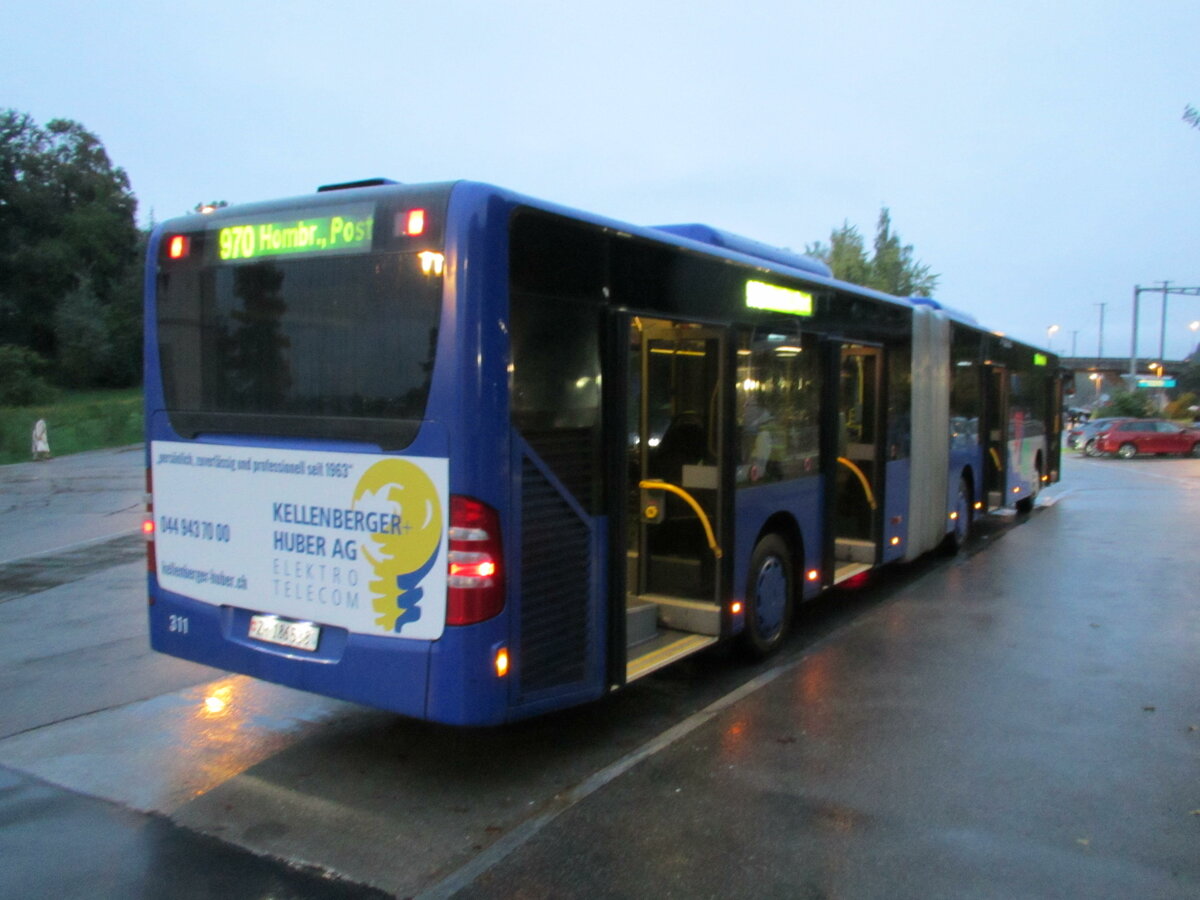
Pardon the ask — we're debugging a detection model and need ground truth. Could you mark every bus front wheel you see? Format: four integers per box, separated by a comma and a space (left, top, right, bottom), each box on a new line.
740, 535, 794, 658
1015, 458, 1043, 514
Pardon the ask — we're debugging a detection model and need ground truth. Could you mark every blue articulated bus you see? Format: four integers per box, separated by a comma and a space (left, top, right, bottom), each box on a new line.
145, 179, 1062, 725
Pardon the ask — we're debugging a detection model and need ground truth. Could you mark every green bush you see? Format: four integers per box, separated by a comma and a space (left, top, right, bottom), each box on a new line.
1095, 391, 1155, 419
0, 388, 142, 464
0, 345, 59, 406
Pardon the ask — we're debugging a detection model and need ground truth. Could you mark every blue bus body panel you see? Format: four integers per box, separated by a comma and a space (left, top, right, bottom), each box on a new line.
143, 183, 515, 726
504, 433, 610, 719
442, 184, 610, 721
148, 587, 432, 718
733, 478, 824, 602
883, 458, 910, 564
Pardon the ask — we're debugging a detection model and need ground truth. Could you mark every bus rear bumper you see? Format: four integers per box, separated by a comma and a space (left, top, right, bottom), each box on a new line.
149, 588, 431, 721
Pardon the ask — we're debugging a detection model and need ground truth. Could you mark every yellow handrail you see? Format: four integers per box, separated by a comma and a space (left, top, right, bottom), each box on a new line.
989, 447, 1003, 471
638, 479, 723, 559
836, 457, 877, 510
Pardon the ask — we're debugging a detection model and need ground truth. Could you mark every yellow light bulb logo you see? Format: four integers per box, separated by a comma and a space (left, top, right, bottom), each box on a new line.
353, 459, 443, 633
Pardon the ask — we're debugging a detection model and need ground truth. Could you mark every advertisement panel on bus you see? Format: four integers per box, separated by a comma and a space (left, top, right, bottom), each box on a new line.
151, 441, 449, 645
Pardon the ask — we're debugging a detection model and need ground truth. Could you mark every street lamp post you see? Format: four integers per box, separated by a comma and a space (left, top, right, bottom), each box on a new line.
1159, 281, 1171, 361
1046, 324, 1059, 352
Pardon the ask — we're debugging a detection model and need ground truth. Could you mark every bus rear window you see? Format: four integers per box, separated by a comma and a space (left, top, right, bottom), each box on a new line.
155, 243, 441, 449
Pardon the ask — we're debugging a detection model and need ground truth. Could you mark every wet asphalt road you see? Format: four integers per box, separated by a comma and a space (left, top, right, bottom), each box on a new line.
0, 446, 1197, 898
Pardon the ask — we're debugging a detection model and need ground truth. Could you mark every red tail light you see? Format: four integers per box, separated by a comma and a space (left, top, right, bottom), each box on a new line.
446, 495, 504, 625
403, 208, 426, 236
145, 468, 157, 590
167, 235, 189, 259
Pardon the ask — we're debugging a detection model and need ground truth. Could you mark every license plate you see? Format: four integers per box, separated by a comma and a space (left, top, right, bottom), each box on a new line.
249, 614, 320, 652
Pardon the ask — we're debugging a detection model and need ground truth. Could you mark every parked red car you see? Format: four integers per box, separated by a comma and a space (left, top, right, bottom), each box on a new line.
1093, 419, 1200, 459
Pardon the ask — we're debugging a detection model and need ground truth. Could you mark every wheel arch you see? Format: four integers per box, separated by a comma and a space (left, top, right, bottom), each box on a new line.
753, 511, 804, 592
956, 464, 976, 516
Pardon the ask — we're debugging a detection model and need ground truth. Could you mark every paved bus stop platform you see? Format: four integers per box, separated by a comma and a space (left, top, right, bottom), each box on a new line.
1, 450, 1197, 898
451, 457, 1200, 898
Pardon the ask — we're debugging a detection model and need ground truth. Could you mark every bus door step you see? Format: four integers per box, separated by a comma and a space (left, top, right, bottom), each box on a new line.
626, 598, 659, 649
833, 562, 872, 585
835, 538, 874, 564
639, 593, 721, 636
626, 630, 719, 683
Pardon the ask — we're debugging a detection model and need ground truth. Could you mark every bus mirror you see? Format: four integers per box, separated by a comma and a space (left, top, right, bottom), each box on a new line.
640, 487, 665, 524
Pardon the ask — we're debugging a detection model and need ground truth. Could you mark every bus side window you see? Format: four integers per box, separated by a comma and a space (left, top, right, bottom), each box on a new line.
736, 326, 820, 485
887, 344, 912, 460
510, 292, 602, 511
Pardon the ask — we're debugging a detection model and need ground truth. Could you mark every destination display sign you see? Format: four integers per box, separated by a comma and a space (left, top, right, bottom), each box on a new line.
745, 280, 814, 316
211, 203, 375, 261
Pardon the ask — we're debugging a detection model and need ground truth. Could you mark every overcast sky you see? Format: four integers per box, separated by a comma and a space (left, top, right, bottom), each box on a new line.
6, 0, 1199, 359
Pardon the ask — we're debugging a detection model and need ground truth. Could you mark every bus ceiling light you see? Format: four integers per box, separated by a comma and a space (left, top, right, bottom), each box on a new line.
418, 251, 445, 275
447, 495, 504, 626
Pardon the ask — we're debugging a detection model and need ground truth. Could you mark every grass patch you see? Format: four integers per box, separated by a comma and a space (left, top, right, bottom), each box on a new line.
0, 388, 143, 465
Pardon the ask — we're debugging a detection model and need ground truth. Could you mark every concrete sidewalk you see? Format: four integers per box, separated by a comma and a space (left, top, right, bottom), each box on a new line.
0, 444, 144, 564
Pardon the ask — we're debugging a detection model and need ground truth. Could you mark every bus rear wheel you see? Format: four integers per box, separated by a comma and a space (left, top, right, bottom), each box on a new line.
942, 476, 972, 554
740, 534, 794, 658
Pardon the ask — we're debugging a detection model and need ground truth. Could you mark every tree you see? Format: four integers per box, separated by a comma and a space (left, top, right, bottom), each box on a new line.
54, 277, 112, 388
1184, 104, 1200, 130
806, 207, 939, 297
0, 110, 141, 387
809, 222, 870, 286
0, 344, 57, 406
1177, 353, 1200, 396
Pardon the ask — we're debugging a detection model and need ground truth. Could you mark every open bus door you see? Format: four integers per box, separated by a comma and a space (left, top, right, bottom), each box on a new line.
828, 342, 884, 585
983, 365, 1008, 510
620, 316, 729, 683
